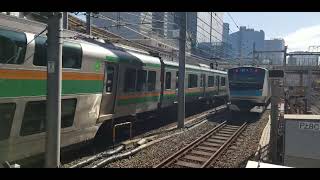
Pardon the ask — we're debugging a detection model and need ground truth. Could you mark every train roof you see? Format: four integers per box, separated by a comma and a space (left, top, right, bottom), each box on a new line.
228, 66, 269, 71
163, 60, 227, 74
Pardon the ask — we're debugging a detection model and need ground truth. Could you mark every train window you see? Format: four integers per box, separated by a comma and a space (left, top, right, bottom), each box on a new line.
20, 99, 76, 136
0, 103, 15, 141
188, 74, 198, 88
221, 77, 226, 86
106, 66, 115, 92
0, 28, 26, 64
33, 36, 47, 66
124, 68, 137, 92
62, 42, 82, 69
208, 76, 215, 87
165, 72, 171, 89
61, 99, 77, 128
34, 39, 82, 69
147, 71, 156, 91
216, 76, 220, 86
200, 74, 205, 87
136, 70, 147, 92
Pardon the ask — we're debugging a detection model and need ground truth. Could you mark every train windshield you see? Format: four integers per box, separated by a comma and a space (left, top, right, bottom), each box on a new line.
228, 67, 265, 90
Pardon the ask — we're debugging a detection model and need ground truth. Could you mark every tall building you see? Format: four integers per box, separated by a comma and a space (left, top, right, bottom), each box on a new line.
263, 39, 285, 65
92, 12, 199, 52
196, 12, 224, 43
230, 26, 265, 62
222, 23, 229, 43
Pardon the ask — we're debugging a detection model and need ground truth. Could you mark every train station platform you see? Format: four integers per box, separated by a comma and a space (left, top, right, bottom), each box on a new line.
246, 161, 291, 168
255, 115, 271, 161
255, 102, 284, 162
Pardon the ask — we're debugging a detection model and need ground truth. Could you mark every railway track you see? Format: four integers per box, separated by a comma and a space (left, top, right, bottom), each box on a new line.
67, 105, 227, 168
154, 121, 247, 168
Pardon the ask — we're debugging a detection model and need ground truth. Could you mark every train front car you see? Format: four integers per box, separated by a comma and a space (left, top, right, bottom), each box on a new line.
227, 67, 270, 112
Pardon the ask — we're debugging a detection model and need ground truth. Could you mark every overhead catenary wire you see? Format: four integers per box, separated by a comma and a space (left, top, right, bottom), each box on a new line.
76, 12, 242, 63
96, 12, 238, 58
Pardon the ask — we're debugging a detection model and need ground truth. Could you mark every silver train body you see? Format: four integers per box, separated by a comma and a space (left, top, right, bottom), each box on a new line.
227, 66, 271, 112
0, 14, 228, 164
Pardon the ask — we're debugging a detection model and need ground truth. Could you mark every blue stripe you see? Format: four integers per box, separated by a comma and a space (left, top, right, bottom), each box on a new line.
230, 90, 262, 96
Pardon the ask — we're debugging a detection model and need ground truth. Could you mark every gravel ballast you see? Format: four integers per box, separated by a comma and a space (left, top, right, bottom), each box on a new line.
104, 121, 218, 168
211, 110, 270, 168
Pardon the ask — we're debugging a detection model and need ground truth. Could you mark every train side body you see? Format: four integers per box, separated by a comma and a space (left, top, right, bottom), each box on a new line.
0, 14, 228, 163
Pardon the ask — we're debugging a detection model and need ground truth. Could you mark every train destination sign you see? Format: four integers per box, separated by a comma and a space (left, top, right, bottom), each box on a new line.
299, 122, 320, 131
269, 70, 284, 78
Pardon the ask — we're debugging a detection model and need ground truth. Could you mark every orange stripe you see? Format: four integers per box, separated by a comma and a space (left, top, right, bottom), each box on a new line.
186, 88, 201, 93
118, 92, 160, 100
0, 69, 104, 80
164, 90, 176, 95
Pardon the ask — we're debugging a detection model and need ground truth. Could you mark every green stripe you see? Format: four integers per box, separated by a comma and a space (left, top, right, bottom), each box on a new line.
0, 79, 103, 97
117, 91, 221, 106
105, 56, 161, 69
144, 63, 161, 68
117, 95, 160, 106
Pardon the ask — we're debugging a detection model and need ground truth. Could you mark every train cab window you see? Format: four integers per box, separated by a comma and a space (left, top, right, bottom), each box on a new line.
136, 70, 147, 92
147, 71, 156, 91
188, 74, 198, 88
200, 74, 205, 87
124, 68, 137, 92
221, 77, 226, 86
0, 103, 15, 141
165, 72, 171, 90
0, 28, 26, 64
20, 99, 76, 136
208, 76, 215, 87
106, 66, 115, 92
34, 39, 82, 69
216, 76, 220, 86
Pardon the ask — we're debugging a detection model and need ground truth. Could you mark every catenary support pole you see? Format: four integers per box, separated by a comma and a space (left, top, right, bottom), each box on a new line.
86, 12, 91, 35
177, 12, 187, 129
45, 12, 63, 168
63, 12, 68, 30
270, 79, 279, 163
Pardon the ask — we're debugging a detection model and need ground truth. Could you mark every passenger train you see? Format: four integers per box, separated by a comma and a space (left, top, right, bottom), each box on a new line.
227, 66, 271, 112
0, 14, 228, 164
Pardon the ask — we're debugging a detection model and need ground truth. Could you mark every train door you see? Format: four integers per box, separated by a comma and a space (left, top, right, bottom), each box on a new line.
175, 71, 179, 102
216, 75, 220, 95
200, 74, 206, 97
100, 62, 119, 115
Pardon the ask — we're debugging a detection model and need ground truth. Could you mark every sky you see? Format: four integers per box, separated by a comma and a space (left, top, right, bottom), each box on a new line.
224, 12, 320, 52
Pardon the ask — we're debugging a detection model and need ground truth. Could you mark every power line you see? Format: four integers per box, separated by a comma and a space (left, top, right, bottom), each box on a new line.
227, 12, 240, 30
81, 12, 240, 62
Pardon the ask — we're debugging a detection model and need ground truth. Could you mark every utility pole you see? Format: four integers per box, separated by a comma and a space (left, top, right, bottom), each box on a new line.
253, 42, 256, 65
63, 12, 68, 30
86, 12, 91, 35
45, 12, 63, 168
283, 46, 287, 67
306, 69, 312, 111
283, 46, 287, 88
177, 12, 187, 129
